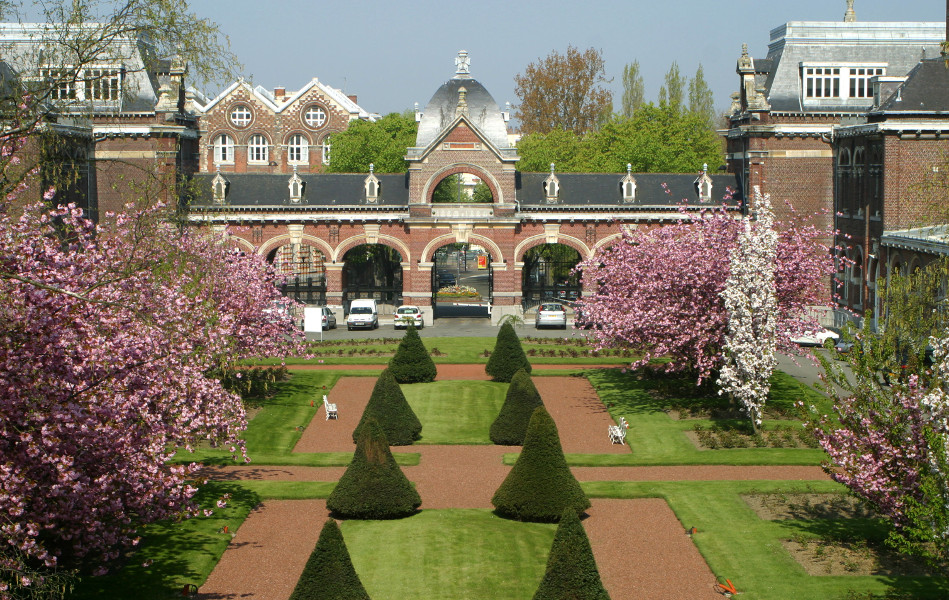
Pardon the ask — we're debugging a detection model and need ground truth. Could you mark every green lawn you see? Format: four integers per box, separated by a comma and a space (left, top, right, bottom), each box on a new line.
66, 363, 949, 600
404, 380, 508, 444
343, 510, 555, 600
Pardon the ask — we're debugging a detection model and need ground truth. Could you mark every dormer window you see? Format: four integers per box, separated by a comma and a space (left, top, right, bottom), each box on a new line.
801, 64, 886, 102
288, 167, 305, 203
364, 164, 380, 204
544, 163, 560, 204
620, 163, 637, 203
694, 164, 713, 203
211, 170, 229, 204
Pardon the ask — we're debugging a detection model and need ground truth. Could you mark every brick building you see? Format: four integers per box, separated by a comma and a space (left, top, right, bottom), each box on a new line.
189, 52, 742, 325
195, 78, 374, 175
0, 22, 200, 220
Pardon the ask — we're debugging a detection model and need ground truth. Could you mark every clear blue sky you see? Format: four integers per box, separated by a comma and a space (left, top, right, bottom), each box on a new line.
190, 0, 942, 117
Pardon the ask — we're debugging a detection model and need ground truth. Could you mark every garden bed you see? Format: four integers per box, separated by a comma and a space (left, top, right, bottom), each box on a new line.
684, 423, 820, 450
743, 493, 875, 521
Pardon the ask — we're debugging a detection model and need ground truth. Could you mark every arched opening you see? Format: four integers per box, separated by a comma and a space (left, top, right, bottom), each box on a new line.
267, 243, 327, 306
521, 243, 582, 312
431, 242, 492, 319
341, 244, 403, 314
431, 172, 494, 203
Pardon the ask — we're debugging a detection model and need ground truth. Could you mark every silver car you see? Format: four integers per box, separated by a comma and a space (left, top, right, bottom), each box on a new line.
535, 303, 567, 329
394, 305, 424, 329
318, 307, 337, 330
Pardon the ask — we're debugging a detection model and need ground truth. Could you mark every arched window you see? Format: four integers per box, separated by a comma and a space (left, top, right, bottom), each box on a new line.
321, 135, 331, 165
213, 134, 233, 164
287, 133, 309, 164
248, 134, 269, 163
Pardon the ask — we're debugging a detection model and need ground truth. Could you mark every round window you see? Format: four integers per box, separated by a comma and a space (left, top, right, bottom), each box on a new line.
230, 105, 252, 127
304, 105, 327, 128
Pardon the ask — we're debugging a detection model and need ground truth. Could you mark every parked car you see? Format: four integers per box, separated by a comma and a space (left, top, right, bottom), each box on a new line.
790, 327, 839, 347
347, 299, 378, 331
394, 305, 424, 329
535, 302, 567, 329
318, 307, 337, 330
437, 272, 457, 287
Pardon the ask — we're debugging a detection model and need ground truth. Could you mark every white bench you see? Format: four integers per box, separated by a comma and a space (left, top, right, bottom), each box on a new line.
609, 416, 628, 445
323, 394, 337, 420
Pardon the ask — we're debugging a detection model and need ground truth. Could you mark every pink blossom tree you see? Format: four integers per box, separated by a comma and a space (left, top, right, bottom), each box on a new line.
577, 196, 834, 384
718, 187, 778, 431
0, 200, 307, 594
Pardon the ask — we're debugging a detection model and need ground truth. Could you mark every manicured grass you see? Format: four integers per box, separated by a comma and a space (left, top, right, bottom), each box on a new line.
263, 336, 633, 366
342, 510, 555, 600
403, 380, 508, 444
175, 371, 418, 467
581, 480, 949, 600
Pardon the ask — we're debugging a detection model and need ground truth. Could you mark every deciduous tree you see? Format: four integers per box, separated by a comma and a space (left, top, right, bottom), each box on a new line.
620, 60, 645, 119
325, 112, 418, 173
577, 203, 834, 383
514, 46, 612, 135
688, 64, 716, 131
658, 62, 685, 113
718, 188, 779, 431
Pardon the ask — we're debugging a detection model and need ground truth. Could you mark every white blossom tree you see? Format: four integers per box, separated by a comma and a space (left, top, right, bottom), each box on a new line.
718, 187, 778, 431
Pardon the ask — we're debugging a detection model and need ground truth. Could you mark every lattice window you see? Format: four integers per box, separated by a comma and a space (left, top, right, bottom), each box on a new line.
304, 105, 327, 128
287, 134, 309, 164
248, 134, 269, 163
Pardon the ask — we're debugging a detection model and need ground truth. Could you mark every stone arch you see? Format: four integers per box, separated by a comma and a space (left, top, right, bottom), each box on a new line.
256, 234, 334, 260
422, 163, 503, 204
228, 235, 256, 254
420, 233, 503, 264
335, 234, 411, 264
592, 233, 625, 254
514, 234, 591, 263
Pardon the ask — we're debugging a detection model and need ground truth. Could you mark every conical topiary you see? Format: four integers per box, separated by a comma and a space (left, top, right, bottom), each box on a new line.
492, 406, 590, 522
352, 369, 422, 445
490, 368, 544, 445
485, 321, 532, 382
532, 509, 611, 600
388, 325, 437, 383
288, 519, 371, 600
328, 417, 421, 519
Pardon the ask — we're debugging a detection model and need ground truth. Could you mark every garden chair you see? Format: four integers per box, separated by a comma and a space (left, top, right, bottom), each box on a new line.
323, 394, 337, 420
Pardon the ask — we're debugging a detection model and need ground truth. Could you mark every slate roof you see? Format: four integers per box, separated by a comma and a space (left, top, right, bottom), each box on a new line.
874, 58, 949, 115
190, 171, 743, 212
191, 173, 409, 209
759, 21, 943, 114
416, 77, 510, 150
516, 173, 742, 209
882, 224, 949, 256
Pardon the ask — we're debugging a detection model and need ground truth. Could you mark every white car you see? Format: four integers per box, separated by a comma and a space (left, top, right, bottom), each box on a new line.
394, 305, 424, 329
791, 327, 840, 347
535, 303, 568, 329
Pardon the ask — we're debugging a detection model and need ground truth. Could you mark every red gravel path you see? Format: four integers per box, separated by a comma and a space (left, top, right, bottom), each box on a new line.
198, 365, 829, 600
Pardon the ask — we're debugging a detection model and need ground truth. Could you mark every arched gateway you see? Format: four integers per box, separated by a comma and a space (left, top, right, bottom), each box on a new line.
189, 52, 743, 325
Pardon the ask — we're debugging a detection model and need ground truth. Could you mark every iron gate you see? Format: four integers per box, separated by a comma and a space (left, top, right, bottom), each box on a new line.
521, 261, 581, 311
280, 276, 327, 306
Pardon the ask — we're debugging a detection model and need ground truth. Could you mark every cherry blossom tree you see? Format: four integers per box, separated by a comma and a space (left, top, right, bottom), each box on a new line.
577, 194, 834, 384
0, 199, 307, 596
718, 187, 778, 430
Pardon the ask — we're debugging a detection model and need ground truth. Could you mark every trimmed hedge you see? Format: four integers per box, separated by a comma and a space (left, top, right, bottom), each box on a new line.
388, 325, 437, 383
492, 407, 590, 522
288, 519, 371, 600
532, 509, 611, 600
490, 369, 544, 445
485, 322, 532, 382
352, 369, 422, 446
328, 417, 421, 519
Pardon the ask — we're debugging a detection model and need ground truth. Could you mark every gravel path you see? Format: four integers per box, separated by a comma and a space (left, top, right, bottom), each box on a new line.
198, 365, 827, 600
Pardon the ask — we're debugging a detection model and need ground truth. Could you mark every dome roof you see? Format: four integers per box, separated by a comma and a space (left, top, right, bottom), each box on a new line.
415, 53, 509, 151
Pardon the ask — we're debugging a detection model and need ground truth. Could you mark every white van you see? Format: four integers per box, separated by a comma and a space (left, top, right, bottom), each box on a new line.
347, 299, 378, 331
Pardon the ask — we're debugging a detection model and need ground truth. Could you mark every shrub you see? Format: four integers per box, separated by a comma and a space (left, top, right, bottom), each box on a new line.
532, 509, 611, 600
388, 325, 437, 383
492, 407, 590, 522
352, 369, 422, 446
490, 369, 544, 446
485, 322, 532, 382
328, 417, 421, 519
288, 519, 371, 600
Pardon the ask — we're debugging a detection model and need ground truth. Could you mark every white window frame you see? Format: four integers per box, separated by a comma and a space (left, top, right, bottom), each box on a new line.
287, 133, 309, 164
248, 134, 269, 163
321, 135, 331, 165
802, 63, 887, 101
230, 105, 253, 127
304, 105, 327, 128
39, 65, 122, 103
213, 133, 234, 164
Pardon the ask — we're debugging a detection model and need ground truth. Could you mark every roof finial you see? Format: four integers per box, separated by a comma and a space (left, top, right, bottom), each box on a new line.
703, 163, 708, 174
369, 163, 374, 174
455, 50, 471, 77
550, 162, 556, 174
455, 86, 469, 118
844, 0, 856, 22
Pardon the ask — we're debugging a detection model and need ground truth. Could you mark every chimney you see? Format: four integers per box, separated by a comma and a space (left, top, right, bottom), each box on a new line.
348, 94, 358, 104
274, 86, 286, 101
